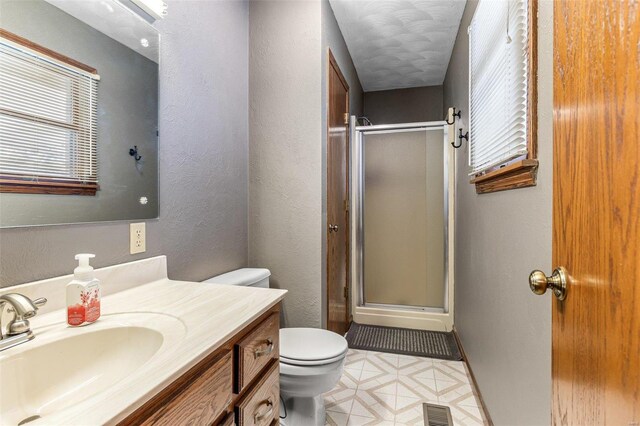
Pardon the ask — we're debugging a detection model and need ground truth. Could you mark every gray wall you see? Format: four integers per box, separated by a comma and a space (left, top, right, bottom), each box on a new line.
363, 86, 443, 125
442, 1, 553, 424
248, 0, 323, 328
249, 0, 363, 328
0, 0, 159, 226
0, 0, 249, 287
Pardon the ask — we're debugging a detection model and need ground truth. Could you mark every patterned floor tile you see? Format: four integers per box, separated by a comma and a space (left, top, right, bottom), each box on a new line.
343, 350, 367, 371
362, 352, 399, 374
326, 410, 349, 426
436, 381, 475, 404
453, 393, 480, 409
347, 414, 394, 426
351, 389, 396, 421
345, 349, 368, 367
396, 374, 438, 401
397, 355, 433, 376
432, 360, 470, 383
321, 349, 488, 426
347, 348, 368, 358
394, 395, 425, 425
339, 368, 363, 389
448, 404, 484, 426
398, 362, 436, 380
357, 371, 398, 395
325, 387, 357, 415
368, 351, 399, 364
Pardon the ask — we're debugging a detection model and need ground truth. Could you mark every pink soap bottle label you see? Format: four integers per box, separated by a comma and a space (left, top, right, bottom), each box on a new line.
85, 288, 101, 323
67, 304, 85, 326
67, 287, 100, 326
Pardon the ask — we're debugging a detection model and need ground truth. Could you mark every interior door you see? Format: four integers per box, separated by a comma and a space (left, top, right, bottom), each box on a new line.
327, 50, 350, 335
550, 1, 639, 423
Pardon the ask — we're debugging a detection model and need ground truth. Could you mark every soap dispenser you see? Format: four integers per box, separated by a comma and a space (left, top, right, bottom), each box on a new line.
67, 254, 101, 326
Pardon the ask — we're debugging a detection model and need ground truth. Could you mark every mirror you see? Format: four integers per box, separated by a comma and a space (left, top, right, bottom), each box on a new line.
0, 0, 159, 227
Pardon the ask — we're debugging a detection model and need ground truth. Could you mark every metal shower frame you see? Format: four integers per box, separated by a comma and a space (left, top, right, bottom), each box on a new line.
352, 120, 451, 314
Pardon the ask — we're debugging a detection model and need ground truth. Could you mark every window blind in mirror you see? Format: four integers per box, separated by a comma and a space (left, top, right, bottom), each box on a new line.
468, 0, 528, 175
0, 38, 99, 184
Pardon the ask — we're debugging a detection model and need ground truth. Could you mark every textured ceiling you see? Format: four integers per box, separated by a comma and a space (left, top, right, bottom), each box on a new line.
329, 0, 466, 91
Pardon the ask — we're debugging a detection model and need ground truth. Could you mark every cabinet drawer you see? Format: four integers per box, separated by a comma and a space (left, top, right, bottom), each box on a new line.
218, 412, 236, 426
235, 313, 279, 393
139, 351, 233, 426
236, 361, 279, 426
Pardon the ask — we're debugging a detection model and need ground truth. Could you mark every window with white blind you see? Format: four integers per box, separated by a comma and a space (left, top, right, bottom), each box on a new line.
0, 32, 100, 195
468, 0, 538, 194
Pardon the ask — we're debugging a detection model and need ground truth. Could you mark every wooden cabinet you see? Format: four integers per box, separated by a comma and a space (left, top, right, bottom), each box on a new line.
121, 304, 280, 426
138, 351, 232, 426
235, 313, 279, 394
235, 362, 279, 426
218, 413, 235, 426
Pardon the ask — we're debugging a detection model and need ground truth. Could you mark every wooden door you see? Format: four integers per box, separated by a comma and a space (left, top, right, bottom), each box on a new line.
327, 50, 350, 335
553, 1, 639, 424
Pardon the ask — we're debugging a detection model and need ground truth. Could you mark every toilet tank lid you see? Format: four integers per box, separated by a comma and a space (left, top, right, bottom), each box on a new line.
204, 268, 271, 286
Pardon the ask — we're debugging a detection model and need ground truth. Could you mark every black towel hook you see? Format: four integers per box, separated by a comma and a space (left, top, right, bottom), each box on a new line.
445, 108, 462, 125
452, 128, 468, 149
129, 146, 142, 161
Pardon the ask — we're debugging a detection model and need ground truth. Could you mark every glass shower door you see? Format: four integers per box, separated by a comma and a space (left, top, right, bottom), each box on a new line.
362, 128, 445, 309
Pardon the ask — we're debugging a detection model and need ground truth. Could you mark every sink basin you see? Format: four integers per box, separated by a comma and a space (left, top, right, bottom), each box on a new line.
0, 313, 185, 425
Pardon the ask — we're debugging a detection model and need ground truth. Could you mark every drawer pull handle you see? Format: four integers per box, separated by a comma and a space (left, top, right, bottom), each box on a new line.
254, 338, 274, 358
254, 399, 274, 423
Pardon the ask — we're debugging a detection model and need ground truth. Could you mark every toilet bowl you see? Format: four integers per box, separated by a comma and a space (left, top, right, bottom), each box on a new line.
279, 327, 348, 425
203, 269, 348, 426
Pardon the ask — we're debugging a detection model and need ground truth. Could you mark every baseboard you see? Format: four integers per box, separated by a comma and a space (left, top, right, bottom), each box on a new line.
452, 326, 494, 426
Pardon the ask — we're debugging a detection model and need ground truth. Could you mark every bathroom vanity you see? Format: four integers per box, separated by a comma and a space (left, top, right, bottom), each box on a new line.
123, 305, 281, 425
0, 256, 287, 425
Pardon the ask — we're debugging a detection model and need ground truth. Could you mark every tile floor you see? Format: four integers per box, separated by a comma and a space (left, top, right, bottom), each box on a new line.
323, 349, 486, 426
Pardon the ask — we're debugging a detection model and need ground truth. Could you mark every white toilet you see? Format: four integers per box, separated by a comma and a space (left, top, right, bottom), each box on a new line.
278, 327, 348, 425
203, 268, 348, 426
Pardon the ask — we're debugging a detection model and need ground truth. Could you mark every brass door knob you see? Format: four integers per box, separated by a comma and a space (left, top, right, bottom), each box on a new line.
529, 267, 568, 301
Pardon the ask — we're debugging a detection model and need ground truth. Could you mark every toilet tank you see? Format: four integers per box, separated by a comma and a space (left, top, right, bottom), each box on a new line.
203, 268, 270, 288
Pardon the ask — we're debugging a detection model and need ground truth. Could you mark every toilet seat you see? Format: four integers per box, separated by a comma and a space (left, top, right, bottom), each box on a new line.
279, 328, 348, 366
280, 353, 346, 366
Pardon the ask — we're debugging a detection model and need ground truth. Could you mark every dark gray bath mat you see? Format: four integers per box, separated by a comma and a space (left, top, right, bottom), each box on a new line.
345, 322, 462, 361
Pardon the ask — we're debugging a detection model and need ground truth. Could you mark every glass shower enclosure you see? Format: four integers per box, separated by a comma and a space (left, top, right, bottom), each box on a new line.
353, 121, 452, 321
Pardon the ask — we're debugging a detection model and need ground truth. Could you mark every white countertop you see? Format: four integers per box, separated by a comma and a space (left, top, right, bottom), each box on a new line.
0, 257, 287, 425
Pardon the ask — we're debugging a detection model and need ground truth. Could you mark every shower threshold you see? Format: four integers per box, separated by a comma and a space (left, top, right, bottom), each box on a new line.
363, 302, 446, 314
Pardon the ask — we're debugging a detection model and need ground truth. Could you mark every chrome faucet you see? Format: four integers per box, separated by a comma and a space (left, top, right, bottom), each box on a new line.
0, 293, 47, 352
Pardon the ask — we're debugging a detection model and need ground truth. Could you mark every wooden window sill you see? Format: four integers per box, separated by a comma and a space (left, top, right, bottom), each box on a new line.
0, 176, 99, 196
470, 159, 539, 194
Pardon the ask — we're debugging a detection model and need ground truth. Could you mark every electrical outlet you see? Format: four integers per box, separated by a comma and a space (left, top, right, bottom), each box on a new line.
130, 222, 146, 254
